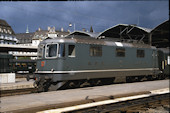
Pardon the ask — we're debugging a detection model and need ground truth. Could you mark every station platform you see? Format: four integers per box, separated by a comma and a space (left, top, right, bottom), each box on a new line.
0, 78, 34, 90
0, 80, 169, 113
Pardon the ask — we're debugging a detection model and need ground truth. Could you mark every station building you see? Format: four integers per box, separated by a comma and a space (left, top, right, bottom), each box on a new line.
0, 19, 18, 45
0, 19, 17, 73
16, 26, 69, 46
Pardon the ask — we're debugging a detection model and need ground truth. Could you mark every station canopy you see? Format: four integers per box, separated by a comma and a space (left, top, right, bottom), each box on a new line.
66, 30, 99, 38
151, 20, 169, 48
97, 24, 151, 44
65, 21, 169, 48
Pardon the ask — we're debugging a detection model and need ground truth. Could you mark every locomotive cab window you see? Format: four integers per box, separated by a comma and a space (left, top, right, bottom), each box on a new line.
137, 49, 145, 58
45, 44, 58, 58
116, 48, 125, 57
68, 45, 75, 57
90, 45, 102, 57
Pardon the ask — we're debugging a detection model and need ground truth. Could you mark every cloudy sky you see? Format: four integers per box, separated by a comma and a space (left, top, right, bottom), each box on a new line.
0, 1, 169, 33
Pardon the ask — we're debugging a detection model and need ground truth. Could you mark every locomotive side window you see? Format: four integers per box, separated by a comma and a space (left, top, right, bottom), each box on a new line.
68, 45, 75, 57
137, 49, 145, 58
90, 45, 102, 57
116, 48, 125, 57
46, 44, 58, 58
58, 44, 65, 57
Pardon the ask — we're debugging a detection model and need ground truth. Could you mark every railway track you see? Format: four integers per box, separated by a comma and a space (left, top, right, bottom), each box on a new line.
0, 88, 37, 97
0, 79, 168, 97
0, 80, 168, 113
73, 93, 169, 113
38, 88, 169, 113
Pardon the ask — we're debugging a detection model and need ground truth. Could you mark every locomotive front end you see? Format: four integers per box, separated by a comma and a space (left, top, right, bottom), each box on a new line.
34, 38, 68, 91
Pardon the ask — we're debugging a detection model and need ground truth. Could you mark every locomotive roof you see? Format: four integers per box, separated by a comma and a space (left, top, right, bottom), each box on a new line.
41, 36, 155, 49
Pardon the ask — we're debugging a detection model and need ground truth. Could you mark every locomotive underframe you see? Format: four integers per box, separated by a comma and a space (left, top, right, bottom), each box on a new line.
35, 68, 160, 82
34, 68, 161, 91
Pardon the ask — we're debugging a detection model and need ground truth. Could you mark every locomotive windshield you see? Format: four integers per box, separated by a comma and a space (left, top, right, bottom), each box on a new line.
45, 43, 65, 58
46, 44, 58, 58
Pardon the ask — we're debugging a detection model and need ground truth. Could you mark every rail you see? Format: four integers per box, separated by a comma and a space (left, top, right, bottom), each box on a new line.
0, 88, 37, 97
37, 88, 169, 113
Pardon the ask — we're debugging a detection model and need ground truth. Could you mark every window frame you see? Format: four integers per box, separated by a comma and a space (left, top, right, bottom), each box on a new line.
136, 49, 145, 58
89, 45, 102, 57
45, 43, 59, 59
68, 44, 76, 58
116, 48, 125, 57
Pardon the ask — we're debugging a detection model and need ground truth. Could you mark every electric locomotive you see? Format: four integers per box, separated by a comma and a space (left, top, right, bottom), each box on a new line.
34, 34, 169, 92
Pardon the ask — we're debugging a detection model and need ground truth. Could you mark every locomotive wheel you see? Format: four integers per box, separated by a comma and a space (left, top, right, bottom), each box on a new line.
126, 76, 132, 83
158, 74, 166, 80
36, 78, 46, 92
43, 80, 52, 92
68, 80, 82, 88
101, 78, 114, 85
137, 76, 144, 82
89, 79, 101, 86
147, 75, 153, 81
48, 81, 68, 91
126, 76, 141, 82
37, 81, 45, 92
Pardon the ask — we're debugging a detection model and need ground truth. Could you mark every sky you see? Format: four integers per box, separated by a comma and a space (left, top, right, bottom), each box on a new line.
0, 1, 169, 33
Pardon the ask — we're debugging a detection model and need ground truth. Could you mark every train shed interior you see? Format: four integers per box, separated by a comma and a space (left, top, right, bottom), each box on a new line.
150, 20, 169, 48
97, 24, 151, 44
67, 20, 169, 49
66, 30, 99, 38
